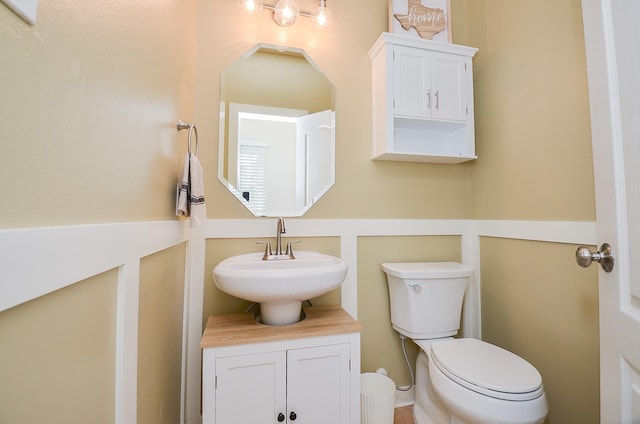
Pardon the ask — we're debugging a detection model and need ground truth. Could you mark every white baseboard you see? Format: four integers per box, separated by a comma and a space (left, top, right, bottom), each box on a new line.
186, 416, 202, 424
395, 385, 415, 407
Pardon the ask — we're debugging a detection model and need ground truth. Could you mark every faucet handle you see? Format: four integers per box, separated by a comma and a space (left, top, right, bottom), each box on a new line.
285, 240, 302, 259
256, 241, 272, 260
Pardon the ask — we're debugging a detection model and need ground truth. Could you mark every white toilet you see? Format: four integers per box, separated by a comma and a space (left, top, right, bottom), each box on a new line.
382, 262, 548, 424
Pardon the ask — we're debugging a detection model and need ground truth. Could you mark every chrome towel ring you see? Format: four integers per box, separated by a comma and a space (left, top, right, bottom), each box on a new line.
177, 119, 199, 156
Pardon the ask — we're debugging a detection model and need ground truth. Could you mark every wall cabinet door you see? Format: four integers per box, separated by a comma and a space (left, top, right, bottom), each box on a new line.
393, 46, 431, 118
393, 45, 468, 122
430, 52, 468, 121
213, 344, 351, 424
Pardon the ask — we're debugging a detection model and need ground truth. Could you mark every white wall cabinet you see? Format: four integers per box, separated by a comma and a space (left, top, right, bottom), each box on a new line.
370, 33, 478, 163
201, 307, 362, 424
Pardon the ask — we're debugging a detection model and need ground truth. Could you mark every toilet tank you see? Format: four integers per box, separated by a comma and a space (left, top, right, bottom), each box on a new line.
382, 262, 474, 339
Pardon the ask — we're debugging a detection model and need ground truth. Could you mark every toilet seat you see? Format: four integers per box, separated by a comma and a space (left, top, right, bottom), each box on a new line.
428, 338, 544, 401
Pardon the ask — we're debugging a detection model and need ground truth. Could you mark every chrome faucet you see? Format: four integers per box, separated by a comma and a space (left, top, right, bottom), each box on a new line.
258, 217, 300, 260
275, 217, 286, 255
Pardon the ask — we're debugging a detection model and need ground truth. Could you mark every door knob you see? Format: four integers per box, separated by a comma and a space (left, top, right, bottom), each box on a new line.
289, 411, 297, 421
277, 412, 285, 422
576, 243, 614, 272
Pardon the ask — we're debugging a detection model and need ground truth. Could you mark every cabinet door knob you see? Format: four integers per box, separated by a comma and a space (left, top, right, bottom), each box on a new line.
277, 412, 285, 422
289, 411, 297, 421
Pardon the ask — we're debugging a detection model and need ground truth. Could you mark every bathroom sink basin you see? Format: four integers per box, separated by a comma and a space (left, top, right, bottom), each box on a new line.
213, 251, 347, 325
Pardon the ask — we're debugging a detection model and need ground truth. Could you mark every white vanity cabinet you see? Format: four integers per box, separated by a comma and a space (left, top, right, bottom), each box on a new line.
201, 306, 362, 424
369, 32, 478, 163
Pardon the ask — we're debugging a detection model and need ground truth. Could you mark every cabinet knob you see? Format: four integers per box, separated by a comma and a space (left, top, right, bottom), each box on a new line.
277, 412, 285, 422
289, 411, 297, 421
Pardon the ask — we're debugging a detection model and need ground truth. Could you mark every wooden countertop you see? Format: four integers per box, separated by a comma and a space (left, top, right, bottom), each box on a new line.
201, 305, 362, 349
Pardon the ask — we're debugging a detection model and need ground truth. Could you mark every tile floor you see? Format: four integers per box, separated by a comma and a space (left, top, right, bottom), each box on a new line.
394, 406, 414, 424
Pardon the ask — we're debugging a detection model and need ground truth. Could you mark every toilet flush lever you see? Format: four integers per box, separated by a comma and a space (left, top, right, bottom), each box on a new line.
408, 284, 422, 294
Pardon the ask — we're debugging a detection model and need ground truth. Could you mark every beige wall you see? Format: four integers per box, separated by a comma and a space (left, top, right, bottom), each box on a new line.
138, 244, 187, 424
462, 1, 599, 422
0, 0, 195, 228
0, 270, 118, 423
465, 0, 595, 221
481, 238, 600, 423
224, 50, 334, 112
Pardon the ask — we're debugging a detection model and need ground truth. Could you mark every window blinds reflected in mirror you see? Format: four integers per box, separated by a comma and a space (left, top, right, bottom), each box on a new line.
238, 142, 269, 216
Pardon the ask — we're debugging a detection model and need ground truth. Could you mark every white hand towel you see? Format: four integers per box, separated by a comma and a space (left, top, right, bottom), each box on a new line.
187, 153, 207, 228
177, 152, 207, 228
177, 153, 190, 217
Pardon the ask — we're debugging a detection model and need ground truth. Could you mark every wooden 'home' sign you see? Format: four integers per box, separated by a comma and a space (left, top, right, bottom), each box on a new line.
389, 0, 452, 42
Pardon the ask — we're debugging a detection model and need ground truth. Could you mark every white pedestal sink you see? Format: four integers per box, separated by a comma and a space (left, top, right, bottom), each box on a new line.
213, 251, 347, 325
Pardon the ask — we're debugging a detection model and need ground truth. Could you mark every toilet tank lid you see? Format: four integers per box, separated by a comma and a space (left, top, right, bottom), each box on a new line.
382, 262, 474, 279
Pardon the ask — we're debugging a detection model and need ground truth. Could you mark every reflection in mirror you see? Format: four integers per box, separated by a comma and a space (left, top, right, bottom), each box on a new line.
218, 44, 335, 217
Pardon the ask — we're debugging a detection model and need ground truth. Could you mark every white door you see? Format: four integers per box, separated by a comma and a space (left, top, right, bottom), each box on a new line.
296, 110, 336, 211
581, 0, 640, 422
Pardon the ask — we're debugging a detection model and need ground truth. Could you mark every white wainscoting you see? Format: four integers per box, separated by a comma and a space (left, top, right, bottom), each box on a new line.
0, 221, 190, 424
0, 219, 597, 424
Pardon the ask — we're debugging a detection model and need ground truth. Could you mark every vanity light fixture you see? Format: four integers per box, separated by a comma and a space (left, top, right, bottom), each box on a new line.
272, 0, 299, 26
240, 0, 331, 27
311, 0, 331, 26
241, 0, 260, 12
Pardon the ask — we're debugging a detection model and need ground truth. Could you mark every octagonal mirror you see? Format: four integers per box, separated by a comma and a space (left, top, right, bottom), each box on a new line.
218, 44, 336, 217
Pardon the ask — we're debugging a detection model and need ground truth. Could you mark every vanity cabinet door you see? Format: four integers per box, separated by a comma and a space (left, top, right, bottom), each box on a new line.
215, 351, 287, 424
393, 45, 468, 122
286, 344, 351, 424
213, 344, 351, 424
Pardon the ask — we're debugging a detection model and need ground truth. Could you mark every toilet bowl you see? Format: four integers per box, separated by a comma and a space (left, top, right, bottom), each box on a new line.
382, 262, 548, 424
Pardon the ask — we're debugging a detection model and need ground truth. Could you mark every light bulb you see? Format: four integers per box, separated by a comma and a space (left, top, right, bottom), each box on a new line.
312, 0, 331, 27
240, 0, 262, 13
273, 0, 299, 26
